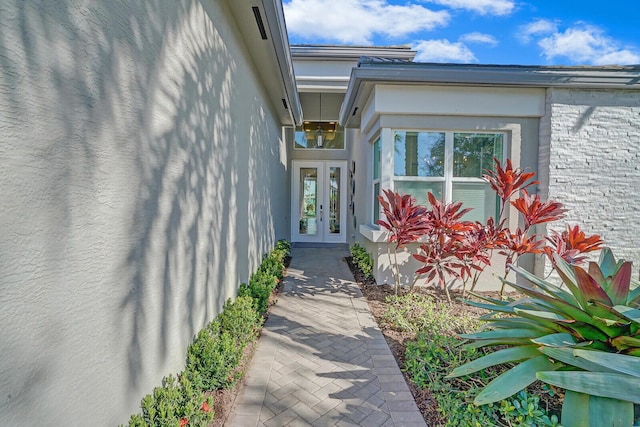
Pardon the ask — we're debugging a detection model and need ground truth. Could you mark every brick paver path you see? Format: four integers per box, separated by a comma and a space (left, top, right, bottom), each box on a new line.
227, 246, 426, 426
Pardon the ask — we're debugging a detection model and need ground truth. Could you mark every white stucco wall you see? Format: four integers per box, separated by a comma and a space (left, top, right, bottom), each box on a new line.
540, 88, 640, 278
0, 1, 289, 425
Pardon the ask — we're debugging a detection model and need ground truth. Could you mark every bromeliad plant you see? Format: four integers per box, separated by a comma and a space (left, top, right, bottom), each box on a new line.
450, 248, 640, 426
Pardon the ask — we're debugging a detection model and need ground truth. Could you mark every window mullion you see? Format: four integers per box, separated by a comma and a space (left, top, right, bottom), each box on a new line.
444, 132, 453, 203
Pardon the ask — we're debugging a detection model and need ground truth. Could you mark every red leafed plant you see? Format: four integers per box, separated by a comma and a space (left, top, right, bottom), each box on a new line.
377, 189, 430, 293
484, 158, 538, 219
378, 189, 430, 249
426, 192, 473, 235
544, 224, 604, 265
511, 190, 567, 229
414, 236, 465, 301
377, 156, 601, 299
411, 193, 477, 301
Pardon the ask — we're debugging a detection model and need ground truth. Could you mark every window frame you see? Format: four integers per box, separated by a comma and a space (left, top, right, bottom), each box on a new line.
390, 129, 507, 220
372, 137, 381, 225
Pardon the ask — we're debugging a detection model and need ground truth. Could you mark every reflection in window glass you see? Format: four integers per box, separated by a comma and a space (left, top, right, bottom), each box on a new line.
373, 139, 381, 180
394, 131, 445, 177
453, 133, 503, 178
373, 182, 380, 224
329, 167, 341, 234
387, 130, 505, 224
299, 168, 318, 236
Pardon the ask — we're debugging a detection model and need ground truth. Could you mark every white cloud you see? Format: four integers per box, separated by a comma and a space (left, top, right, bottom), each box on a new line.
460, 32, 498, 46
518, 19, 558, 42
283, 0, 449, 45
413, 39, 477, 62
422, 0, 515, 16
537, 25, 640, 65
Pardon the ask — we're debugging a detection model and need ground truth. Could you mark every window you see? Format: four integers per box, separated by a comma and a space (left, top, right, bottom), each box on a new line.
294, 122, 345, 149
393, 131, 504, 222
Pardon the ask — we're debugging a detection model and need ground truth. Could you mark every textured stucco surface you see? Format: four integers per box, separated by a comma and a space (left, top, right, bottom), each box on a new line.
0, 1, 289, 425
540, 88, 640, 277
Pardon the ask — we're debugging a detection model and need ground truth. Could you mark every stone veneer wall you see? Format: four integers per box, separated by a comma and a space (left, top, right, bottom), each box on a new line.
539, 88, 640, 278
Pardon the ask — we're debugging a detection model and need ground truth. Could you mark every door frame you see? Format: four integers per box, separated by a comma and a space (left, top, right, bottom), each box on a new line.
291, 160, 348, 243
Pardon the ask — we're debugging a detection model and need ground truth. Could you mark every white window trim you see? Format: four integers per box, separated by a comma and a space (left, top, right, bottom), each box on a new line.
391, 129, 506, 205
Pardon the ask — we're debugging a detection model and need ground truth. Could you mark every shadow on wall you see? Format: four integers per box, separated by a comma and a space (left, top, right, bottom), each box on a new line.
0, 0, 285, 424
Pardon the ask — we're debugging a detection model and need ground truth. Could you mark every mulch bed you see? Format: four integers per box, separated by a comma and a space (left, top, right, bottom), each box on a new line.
345, 256, 563, 426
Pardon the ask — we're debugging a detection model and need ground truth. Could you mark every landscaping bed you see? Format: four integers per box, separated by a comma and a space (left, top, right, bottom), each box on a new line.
346, 255, 563, 426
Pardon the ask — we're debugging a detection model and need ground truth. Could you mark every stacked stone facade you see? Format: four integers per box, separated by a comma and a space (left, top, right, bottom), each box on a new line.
540, 88, 640, 277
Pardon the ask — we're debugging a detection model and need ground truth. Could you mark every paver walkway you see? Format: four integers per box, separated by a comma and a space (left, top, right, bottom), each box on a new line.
227, 245, 426, 426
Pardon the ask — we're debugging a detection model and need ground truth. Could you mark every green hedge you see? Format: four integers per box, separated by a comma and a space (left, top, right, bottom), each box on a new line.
124, 240, 290, 427
349, 242, 373, 279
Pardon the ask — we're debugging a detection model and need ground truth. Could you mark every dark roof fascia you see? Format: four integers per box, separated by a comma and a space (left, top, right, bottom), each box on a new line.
339, 62, 640, 126
291, 45, 417, 62
262, 0, 303, 125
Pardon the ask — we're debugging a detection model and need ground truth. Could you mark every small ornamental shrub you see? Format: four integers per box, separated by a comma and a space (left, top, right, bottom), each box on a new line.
239, 270, 278, 315
125, 241, 289, 426
349, 242, 374, 279
275, 239, 292, 256
258, 254, 283, 280
218, 295, 262, 348
126, 374, 213, 427
382, 293, 478, 334
183, 321, 243, 391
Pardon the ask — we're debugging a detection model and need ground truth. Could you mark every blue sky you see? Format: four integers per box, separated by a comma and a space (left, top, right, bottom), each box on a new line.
283, 0, 640, 65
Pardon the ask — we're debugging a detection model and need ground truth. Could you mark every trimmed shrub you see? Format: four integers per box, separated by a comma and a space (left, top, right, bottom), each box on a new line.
127, 374, 213, 427
183, 320, 243, 391
349, 242, 373, 279
239, 270, 278, 315
218, 295, 263, 348
125, 241, 289, 426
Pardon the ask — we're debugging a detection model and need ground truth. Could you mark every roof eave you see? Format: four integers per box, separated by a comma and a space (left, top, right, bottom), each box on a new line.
261, 0, 303, 126
340, 64, 640, 127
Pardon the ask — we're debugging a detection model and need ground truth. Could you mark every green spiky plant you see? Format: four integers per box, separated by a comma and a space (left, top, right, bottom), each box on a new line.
449, 248, 640, 427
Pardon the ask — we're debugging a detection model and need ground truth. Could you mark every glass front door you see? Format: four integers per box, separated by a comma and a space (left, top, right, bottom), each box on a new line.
292, 161, 347, 243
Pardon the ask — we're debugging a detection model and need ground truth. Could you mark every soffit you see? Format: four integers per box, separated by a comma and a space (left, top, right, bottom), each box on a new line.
226, 0, 302, 126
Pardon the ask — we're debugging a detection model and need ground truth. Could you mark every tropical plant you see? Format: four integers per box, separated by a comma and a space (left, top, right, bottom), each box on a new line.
377, 189, 430, 294
378, 158, 588, 299
450, 248, 640, 426
404, 313, 559, 426
544, 224, 604, 265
